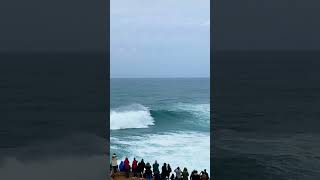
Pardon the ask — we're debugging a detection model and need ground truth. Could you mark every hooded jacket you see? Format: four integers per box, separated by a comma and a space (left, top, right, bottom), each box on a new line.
124, 158, 130, 170
145, 163, 152, 175
132, 159, 138, 170
138, 160, 145, 172
182, 169, 189, 180
119, 161, 125, 171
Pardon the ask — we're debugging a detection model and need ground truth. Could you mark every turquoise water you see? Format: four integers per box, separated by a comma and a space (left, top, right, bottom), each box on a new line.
110, 78, 210, 173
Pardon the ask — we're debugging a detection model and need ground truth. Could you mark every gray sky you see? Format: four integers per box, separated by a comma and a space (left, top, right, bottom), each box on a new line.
111, 0, 210, 78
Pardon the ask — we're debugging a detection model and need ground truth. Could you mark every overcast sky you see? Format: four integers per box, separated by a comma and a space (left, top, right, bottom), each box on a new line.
2, 0, 320, 54
110, 0, 210, 78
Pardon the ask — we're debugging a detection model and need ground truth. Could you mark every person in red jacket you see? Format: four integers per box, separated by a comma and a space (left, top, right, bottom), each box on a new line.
132, 158, 138, 177
124, 157, 130, 178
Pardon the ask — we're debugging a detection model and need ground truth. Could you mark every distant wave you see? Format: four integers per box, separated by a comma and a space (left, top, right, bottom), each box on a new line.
110, 104, 155, 130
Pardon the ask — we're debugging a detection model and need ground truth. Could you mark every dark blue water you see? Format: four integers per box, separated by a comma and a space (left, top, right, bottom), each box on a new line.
213, 51, 320, 180
0, 53, 108, 180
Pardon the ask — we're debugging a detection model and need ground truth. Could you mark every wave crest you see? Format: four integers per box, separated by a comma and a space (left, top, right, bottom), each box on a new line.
110, 104, 154, 130
167, 103, 210, 123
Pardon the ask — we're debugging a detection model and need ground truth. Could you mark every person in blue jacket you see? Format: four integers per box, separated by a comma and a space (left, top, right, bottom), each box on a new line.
119, 161, 125, 172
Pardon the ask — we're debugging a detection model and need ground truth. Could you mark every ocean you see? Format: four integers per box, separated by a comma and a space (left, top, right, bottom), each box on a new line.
213, 51, 320, 180
0, 53, 108, 180
110, 78, 210, 174
2, 52, 320, 180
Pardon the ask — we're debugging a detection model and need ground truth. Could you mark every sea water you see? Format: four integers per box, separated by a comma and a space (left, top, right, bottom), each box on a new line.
110, 78, 210, 173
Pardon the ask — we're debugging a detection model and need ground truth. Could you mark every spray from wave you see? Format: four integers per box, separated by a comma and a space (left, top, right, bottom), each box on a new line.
110, 104, 155, 130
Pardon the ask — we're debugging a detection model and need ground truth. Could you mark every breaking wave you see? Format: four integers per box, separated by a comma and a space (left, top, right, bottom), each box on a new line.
110, 104, 155, 130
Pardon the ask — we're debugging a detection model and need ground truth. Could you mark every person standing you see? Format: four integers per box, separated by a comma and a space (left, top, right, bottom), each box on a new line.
167, 164, 172, 180
200, 171, 207, 180
182, 168, 189, 180
161, 163, 167, 180
170, 174, 175, 180
138, 159, 146, 176
132, 158, 138, 177
145, 162, 153, 180
119, 161, 125, 172
153, 160, 160, 180
190, 170, 195, 180
124, 157, 130, 178
193, 171, 200, 180
174, 167, 182, 180
111, 153, 118, 174
203, 169, 209, 180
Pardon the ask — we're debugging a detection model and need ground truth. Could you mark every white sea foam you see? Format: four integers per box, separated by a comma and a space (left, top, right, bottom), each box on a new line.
172, 103, 210, 125
111, 132, 210, 175
110, 104, 155, 130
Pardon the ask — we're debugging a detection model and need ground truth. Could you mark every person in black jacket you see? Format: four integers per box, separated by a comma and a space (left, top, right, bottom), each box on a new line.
193, 170, 200, 180
167, 164, 172, 180
138, 159, 146, 177
170, 174, 175, 180
161, 163, 167, 180
190, 170, 195, 180
203, 169, 209, 180
145, 162, 153, 180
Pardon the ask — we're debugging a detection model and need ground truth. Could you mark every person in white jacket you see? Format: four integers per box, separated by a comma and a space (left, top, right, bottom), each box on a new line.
174, 167, 182, 180
111, 153, 118, 173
